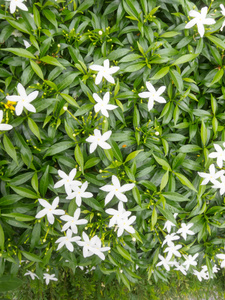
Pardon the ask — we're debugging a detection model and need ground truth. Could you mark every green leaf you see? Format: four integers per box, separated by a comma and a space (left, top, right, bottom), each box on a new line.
82, 197, 104, 213
206, 35, 225, 50
151, 206, 157, 229
74, 104, 94, 117
210, 69, 224, 86
9, 185, 38, 199
43, 9, 57, 28
151, 66, 170, 80
116, 245, 133, 262
2, 48, 35, 59
120, 54, 142, 62
28, 117, 42, 141
3, 134, 17, 164
153, 154, 171, 171
40, 56, 65, 69
60, 93, 79, 108
124, 63, 145, 72
0, 224, 4, 250
172, 54, 198, 65
157, 205, 177, 225
6, 18, 31, 34
174, 172, 197, 192
110, 139, 123, 162
84, 157, 101, 169
30, 60, 44, 80
160, 31, 181, 38
44, 141, 75, 158
33, 5, 41, 28
125, 150, 143, 163
40, 165, 49, 197
21, 251, 43, 263
0, 276, 23, 293
75, 144, 84, 174
160, 170, 169, 191
132, 186, 141, 206
169, 69, 183, 91
178, 145, 202, 153
162, 192, 190, 202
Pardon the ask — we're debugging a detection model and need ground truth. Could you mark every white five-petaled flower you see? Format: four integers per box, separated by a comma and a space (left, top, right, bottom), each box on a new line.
6, 83, 38, 116
54, 168, 81, 196
183, 253, 199, 270
177, 223, 195, 240
77, 232, 110, 260
185, 6, 216, 38
216, 253, 225, 268
156, 254, 175, 271
105, 201, 131, 227
193, 269, 206, 281
6, 0, 28, 14
60, 208, 88, 233
163, 213, 178, 233
173, 262, 187, 275
212, 175, 225, 195
43, 273, 58, 285
86, 129, 112, 153
162, 233, 180, 246
0, 110, 12, 131
35, 197, 65, 224
93, 92, 117, 117
164, 243, 182, 260
208, 143, 225, 168
24, 270, 39, 280
66, 181, 93, 206
89, 59, 120, 85
100, 175, 135, 205
198, 164, 224, 185
116, 215, 136, 237
138, 82, 166, 111
220, 4, 225, 31
55, 229, 81, 252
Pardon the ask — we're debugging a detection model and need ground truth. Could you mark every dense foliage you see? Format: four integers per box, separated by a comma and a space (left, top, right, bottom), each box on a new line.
1, 0, 225, 294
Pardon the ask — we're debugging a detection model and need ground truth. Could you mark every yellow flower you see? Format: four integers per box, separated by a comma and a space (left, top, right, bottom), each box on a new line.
4, 100, 17, 111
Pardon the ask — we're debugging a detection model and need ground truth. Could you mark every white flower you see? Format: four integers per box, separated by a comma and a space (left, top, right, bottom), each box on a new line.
208, 144, 225, 168
43, 273, 58, 285
173, 263, 187, 275
93, 92, 117, 117
117, 215, 136, 237
100, 175, 135, 205
185, 6, 216, 38
156, 254, 174, 271
216, 253, 225, 268
183, 253, 199, 270
163, 213, 178, 233
138, 82, 166, 111
164, 243, 182, 260
60, 208, 88, 233
213, 264, 220, 273
23, 40, 31, 48
212, 175, 225, 195
66, 181, 93, 206
24, 270, 39, 280
162, 233, 180, 246
198, 164, 224, 185
35, 197, 65, 224
6, 83, 38, 116
220, 4, 225, 31
0, 110, 12, 131
89, 59, 120, 85
55, 229, 81, 252
86, 129, 112, 153
177, 223, 195, 240
193, 269, 205, 281
77, 232, 110, 260
105, 201, 131, 227
54, 168, 81, 196
12, 30, 22, 37
6, 0, 28, 14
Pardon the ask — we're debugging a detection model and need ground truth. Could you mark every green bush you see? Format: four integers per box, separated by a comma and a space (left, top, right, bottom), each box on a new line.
1, 0, 225, 294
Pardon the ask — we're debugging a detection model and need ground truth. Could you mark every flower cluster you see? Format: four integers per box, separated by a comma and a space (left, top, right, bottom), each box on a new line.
24, 270, 58, 285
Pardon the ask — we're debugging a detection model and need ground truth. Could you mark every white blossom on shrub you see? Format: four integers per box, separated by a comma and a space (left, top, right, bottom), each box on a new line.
6, 0, 28, 14
138, 82, 166, 111
86, 129, 112, 153
54, 168, 81, 196
43, 273, 58, 285
89, 59, 120, 84
35, 197, 65, 224
55, 229, 81, 252
24, 270, 39, 280
60, 208, 88, 233
198, 164, 224, 185
177, 223, 195, 240
66, 181, 93, 206
93, 92, 117, 117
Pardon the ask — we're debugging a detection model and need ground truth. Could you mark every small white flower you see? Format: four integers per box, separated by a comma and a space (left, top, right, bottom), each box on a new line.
208, 143, 225, 168
43, 273, 58, 285
55, 229, 81, 252
193, 269, 205, 281
163, 213, 178, 233
117, 215, 136, 237
138, 82, 166, 111
217, 253, 225, 268
99, 30, 103, 35
6, 83, 38, 116
185, 6, 216, 38
183, 253, 199, 270
23, 40, 31, 48
105, 201, 131, 227
93, 92, 117, 117
177, 223, 195, 240
66, 181, 93, 206
89, 59, 120, 85
24, 270, 39, 280
60, 208, 88, 233
164, 243, 182, 260
220, 4, 225, 31
162, 233, 180, 246
54, 168, 81, 196
156, 254, 174, 271
86, 129, 112, 153
198, 164, 224, 185
77, 232, 110, 260
6, 0, 28, 14
35, 197, 65, 224
100, 175, 135, 205
212, 264, 220, 273
0, 110, 13, 131
173, 263, 187, 275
